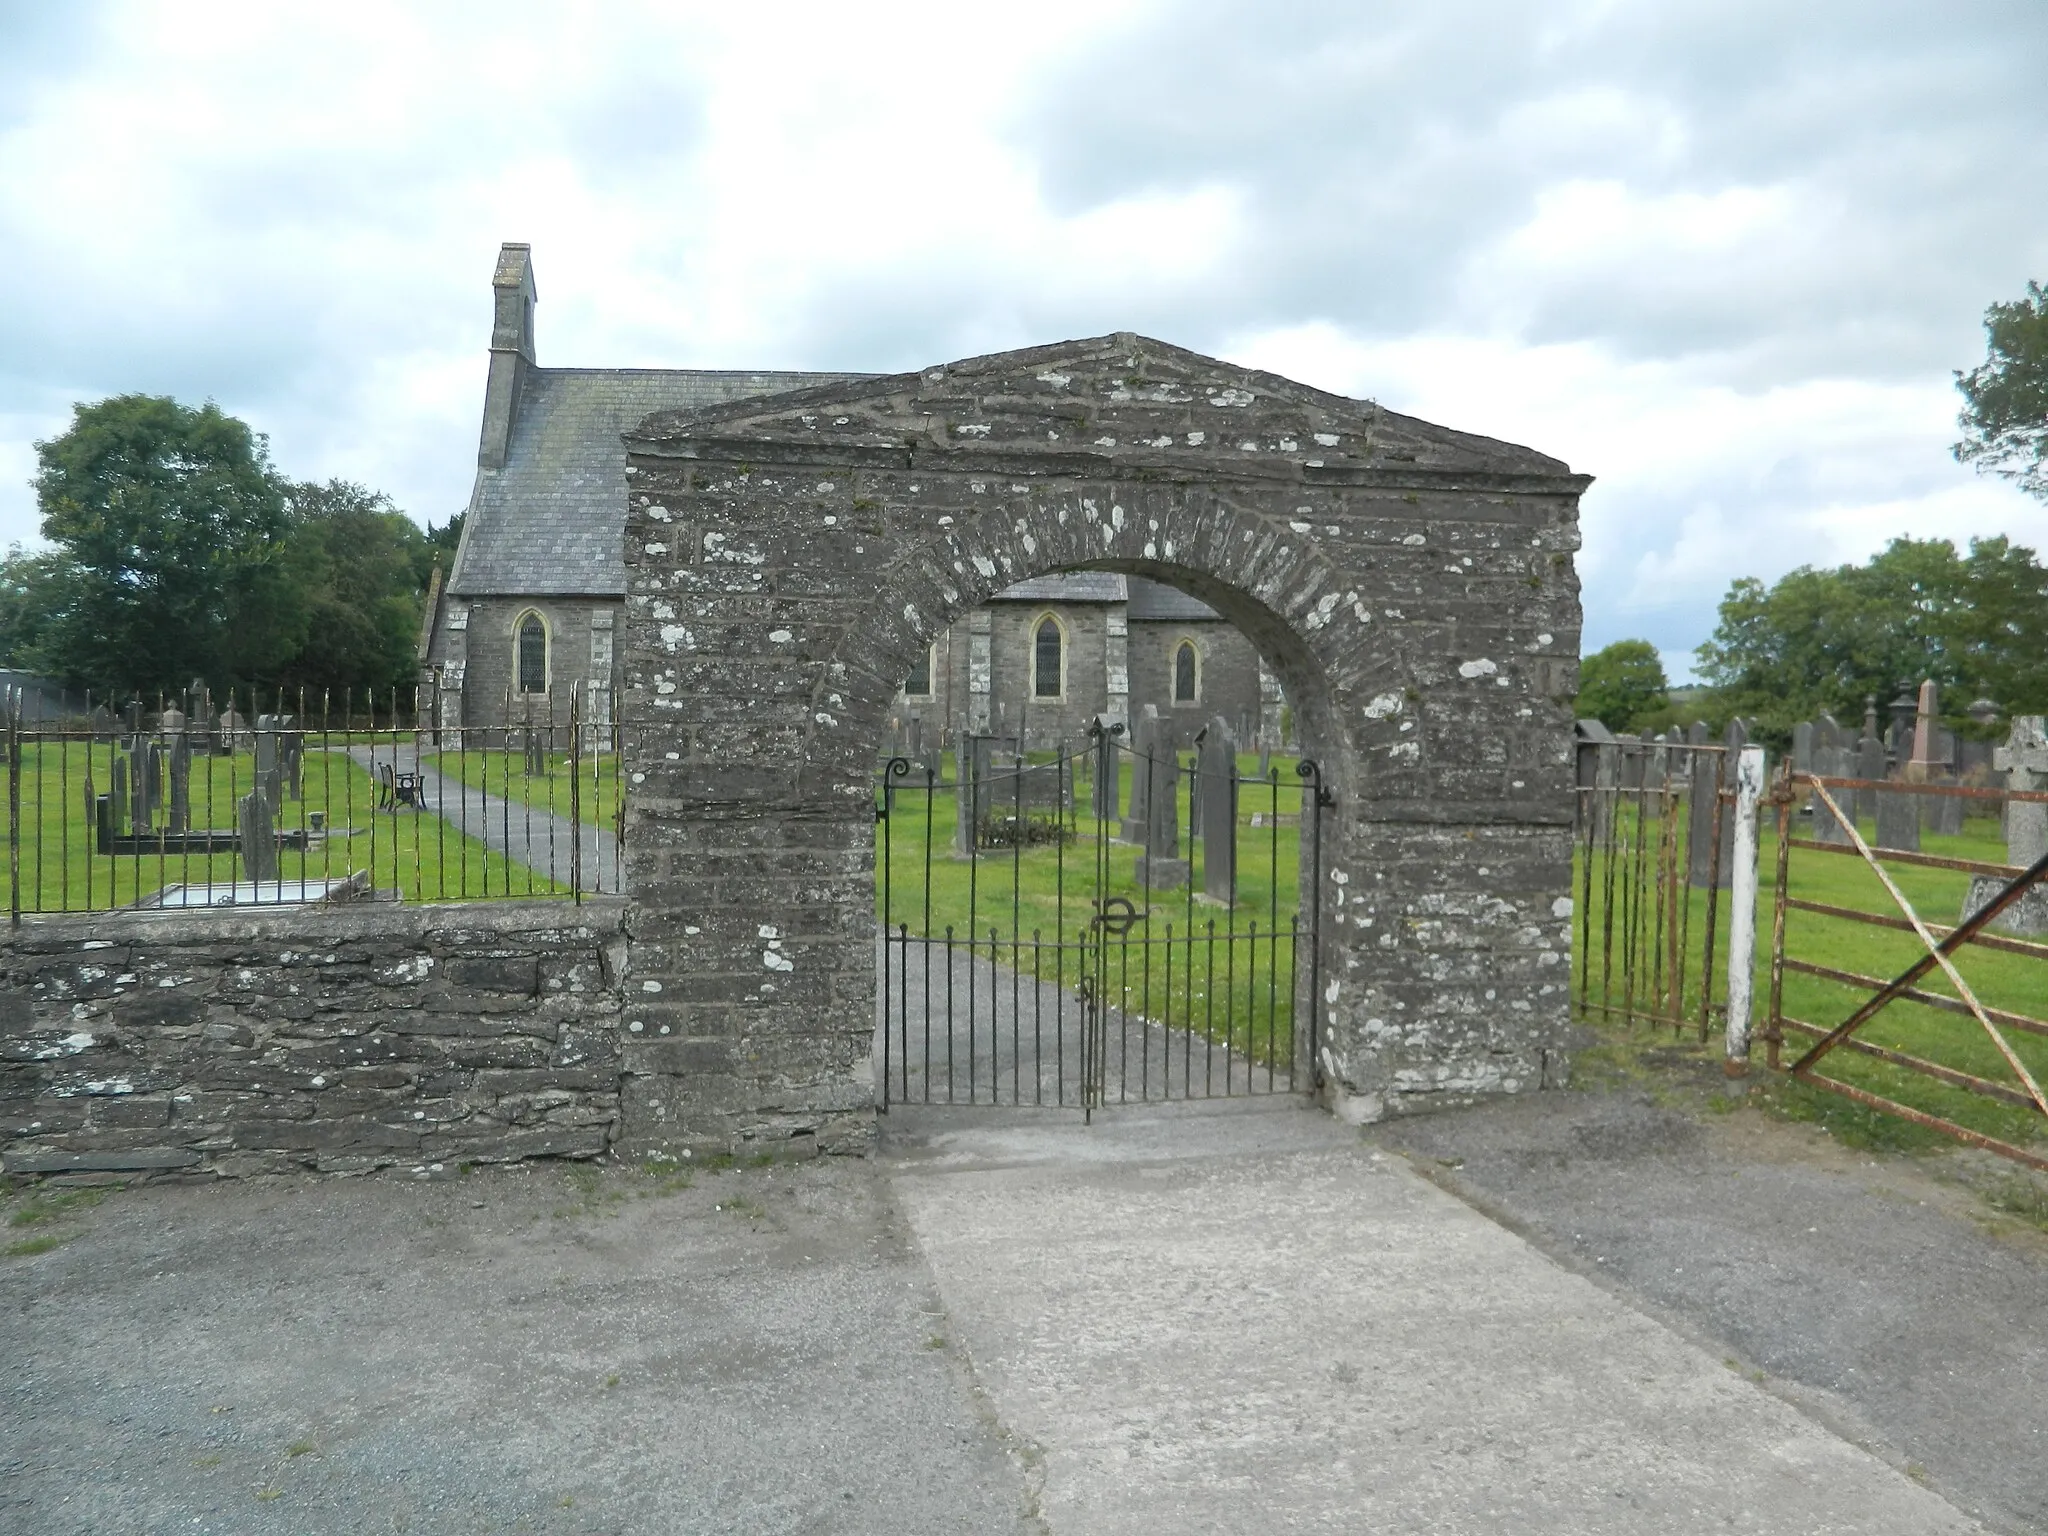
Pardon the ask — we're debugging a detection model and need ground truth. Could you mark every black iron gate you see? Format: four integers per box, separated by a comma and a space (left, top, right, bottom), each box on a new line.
876, 720, 1327, 1112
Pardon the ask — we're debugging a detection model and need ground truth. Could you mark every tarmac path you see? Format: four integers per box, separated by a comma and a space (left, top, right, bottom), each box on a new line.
341, 743, 621, 893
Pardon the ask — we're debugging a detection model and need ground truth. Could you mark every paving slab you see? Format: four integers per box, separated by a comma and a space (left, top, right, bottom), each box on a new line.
885, 1101, 1984, 1535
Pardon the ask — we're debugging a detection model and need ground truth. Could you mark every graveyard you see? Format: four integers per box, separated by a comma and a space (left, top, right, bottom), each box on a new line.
6, 729, 539, 908
1572, 691, 2048, 1166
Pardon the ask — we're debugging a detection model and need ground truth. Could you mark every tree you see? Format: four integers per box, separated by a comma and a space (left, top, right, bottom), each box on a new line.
1956, 279, 2048, 500
1693, 536, 2048, 734
28, 395, 295, 696
272, 480, 434, 704
1576, 639, 1669, 732
0, 545, 74, 677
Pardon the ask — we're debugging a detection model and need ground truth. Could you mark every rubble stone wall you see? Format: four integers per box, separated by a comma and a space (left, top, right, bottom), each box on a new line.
0, 900, 626, 1178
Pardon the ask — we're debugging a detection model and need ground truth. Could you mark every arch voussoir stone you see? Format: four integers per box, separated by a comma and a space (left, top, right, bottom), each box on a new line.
614, 333, 1588, 1154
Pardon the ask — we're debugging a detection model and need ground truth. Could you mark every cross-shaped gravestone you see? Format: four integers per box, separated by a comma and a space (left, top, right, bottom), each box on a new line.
1995, 716, 2048, 870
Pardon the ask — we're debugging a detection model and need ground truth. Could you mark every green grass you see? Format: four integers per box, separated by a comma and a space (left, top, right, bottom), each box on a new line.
877, 750, 1310, 1067
8, 1186, 109, 1226
1576, 797, 2048, 1154
2, 741, 554, 909
424, 749, 623, 831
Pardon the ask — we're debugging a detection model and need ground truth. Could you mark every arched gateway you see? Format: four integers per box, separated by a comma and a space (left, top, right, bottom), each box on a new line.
615, 335, 1587, 1155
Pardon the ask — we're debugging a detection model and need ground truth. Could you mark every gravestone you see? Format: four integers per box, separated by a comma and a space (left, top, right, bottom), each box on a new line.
950, 731, 1018, 852
1615, 734, 1645, 794
1090, 716, 1123, 823
1686, 720, 1744, 887
1198, 717, 1238, 904
253, 718, 285, 814
1923, 774, 1964, 837
1875, 776, 1921, 852
1854, 733, 1886, 833
1792, 721, 1814, 775
953, 729, 979, 853
1961, 716, 2048, 935
106, 757, 129, 837
1122, 706, 1163, 843
238, 789, 279, 884
128, 739, 155, 834
1808, 734, 1855, 844
281, 719, 304, 801
1575, 719, 1617, 841
1135, 740, 1187, 889
161, 707, 191, 834
1996, 717, 2048, 870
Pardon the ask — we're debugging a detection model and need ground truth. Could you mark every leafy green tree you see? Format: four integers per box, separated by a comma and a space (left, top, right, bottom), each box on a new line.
1956, 280, 2048, 500
272, 480, 433, 705
28, 395, 296, 696
1694, 536, 2048, 734
0, 545, 74, 678
1576, 639, 1670, 731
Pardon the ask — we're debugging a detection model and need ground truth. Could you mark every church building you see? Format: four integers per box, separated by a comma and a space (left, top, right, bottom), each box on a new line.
424, 245, 1278, 748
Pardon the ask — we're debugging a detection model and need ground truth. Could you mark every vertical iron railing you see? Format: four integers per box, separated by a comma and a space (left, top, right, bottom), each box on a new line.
0, 685, 625, 912
874, 723, 1314, 1108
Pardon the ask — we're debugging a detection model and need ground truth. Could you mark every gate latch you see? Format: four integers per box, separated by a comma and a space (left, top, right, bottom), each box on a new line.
1091, 895, 1144, 937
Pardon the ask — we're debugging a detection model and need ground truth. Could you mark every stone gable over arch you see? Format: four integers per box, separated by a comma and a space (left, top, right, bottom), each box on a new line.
615, 333, 1589, 1152
630, 331, 1573, 483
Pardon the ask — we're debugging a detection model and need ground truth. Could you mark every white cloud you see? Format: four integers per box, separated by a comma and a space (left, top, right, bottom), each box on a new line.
0, 0, 2044, 674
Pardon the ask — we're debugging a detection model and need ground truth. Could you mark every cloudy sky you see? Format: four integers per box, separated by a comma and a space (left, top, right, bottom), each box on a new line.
3, 0, 2044, 677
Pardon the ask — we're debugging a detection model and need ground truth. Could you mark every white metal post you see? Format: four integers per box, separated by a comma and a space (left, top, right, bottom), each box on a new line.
1724, 743, 1767, 1074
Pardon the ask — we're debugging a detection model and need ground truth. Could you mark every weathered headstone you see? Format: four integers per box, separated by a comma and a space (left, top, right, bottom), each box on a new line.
1853, 733, 1885, 831
1995, 717, 2048, 870
107, 757, 130, 837
1122, 706, 1162, 843
161, 707, 190, 834
238, 789, 278, 884
1198, 717, 1238, 904
1961, 716, 2048, 935
1792, 720, 1814, 775
127, 739, 154, 833
1923, 775, 1963, 837
953, 729, 977, 853
1807, 736, 1854, 844
1686, 721, 1744, 887
253, 718, 284, 814
1875, 777, 1921, 852
1090, 716, 1123, 823
1135, 740, 1187, 890
281, 719, 304, 801
1575, 719, 1617, 841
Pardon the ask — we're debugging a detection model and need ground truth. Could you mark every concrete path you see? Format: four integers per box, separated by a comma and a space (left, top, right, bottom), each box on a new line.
1375, 1086, 2048, 1535
884, 1101, 1984, 1535
342, 744, 621, 892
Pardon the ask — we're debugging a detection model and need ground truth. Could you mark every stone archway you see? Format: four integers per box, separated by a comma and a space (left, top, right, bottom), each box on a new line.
614, 334, 1588, 1156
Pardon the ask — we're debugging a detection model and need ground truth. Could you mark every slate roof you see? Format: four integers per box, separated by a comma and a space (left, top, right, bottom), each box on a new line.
1125, 576, 1222, 622
449, 366, 871, 597
987, 572, 1127, 604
